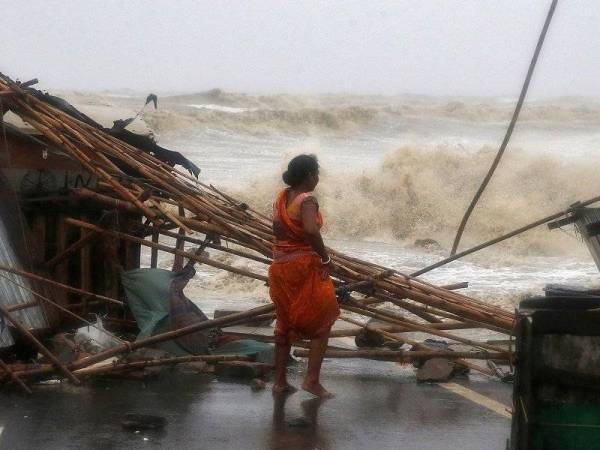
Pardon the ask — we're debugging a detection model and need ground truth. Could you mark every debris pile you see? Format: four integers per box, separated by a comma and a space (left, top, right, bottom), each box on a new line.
0, 73, 514, 393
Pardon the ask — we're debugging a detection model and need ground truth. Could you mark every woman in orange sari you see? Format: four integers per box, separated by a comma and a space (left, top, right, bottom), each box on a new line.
269, 154, 339, 398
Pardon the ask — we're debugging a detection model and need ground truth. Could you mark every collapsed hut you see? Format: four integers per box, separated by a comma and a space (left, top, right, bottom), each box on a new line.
0, 73, 516, 392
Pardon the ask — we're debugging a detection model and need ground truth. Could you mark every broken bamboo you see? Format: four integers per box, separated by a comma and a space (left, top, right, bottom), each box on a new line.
73, 354, 251, 377
0, 305, 81, 385
0, 358, 32, 394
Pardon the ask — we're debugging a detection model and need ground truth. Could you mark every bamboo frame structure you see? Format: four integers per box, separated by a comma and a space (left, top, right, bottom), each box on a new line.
0, 72, 516, 387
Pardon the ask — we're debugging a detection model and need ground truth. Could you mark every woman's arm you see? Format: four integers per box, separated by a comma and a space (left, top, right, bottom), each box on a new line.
301, 200, 334, 279
301, 200, 328, 261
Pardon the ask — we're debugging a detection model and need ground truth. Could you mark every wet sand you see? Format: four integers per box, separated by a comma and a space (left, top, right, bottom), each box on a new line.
0, 359, 511, 450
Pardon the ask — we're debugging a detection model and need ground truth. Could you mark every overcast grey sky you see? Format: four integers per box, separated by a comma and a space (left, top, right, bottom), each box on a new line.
1, 0, 598, 97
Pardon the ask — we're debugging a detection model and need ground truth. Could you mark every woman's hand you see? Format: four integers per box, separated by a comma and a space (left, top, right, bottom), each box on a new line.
320, 259, 335, 280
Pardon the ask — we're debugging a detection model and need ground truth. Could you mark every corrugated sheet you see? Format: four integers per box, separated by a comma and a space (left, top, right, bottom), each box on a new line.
0, 216, 49, 348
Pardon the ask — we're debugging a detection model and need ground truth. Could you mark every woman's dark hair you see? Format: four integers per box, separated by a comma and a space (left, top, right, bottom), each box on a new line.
282, 154, 319, 187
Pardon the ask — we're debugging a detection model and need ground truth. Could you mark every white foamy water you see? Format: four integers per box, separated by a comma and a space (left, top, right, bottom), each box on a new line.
109, 90, 600, 311
187, 104, 255, 114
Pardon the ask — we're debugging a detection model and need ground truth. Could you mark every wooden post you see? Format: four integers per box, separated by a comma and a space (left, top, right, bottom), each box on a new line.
102, 228, 121, 301
30, 214, 46, 266
150, 229, 159, 268
80, 216, 91, 317
54, 215, 69, 309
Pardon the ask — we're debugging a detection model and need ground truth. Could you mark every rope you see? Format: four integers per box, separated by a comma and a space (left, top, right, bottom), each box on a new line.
450, 0, 559, 255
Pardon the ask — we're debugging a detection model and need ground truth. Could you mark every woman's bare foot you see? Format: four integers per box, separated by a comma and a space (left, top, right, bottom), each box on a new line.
272, 382, 298, 394
301, 381, 334, 398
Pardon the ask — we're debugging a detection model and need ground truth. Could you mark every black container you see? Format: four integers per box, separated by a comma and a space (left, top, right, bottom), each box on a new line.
510, 296, 600, 450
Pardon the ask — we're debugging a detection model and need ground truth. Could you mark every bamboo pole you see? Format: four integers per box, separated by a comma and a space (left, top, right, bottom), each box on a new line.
65, 218, 269, 282
342, 301, 507, 353
9, 304, 276, 380
340, 316, 496, 376
378, 294, 511, 335
150, 227, 272, 265
0, 271, 125, 344
0, 305, 81, 385
6, 300, 39, 313
0, 358, 32, 394
292, 348, 509, 361
73, 354, 251, 377
414, 200, 600, 277
70, 304, 275, 371
45, 229, 98, 269
0, 265, 123, 306
72, 188, 229, 237
0, 73, 518, 360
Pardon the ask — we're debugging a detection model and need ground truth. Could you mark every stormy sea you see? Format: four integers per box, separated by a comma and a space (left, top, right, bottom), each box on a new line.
57, 88, 600, 314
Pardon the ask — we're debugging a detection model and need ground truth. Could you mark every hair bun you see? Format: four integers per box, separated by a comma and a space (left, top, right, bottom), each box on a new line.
282, 154, 319, 187
282, 170, 292, 185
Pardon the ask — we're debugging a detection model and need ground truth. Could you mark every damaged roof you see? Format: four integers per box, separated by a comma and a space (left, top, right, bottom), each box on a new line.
2, 85, 200, 178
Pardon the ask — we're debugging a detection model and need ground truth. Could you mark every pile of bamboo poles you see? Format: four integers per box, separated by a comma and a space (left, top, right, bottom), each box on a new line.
0, 73, 515, 389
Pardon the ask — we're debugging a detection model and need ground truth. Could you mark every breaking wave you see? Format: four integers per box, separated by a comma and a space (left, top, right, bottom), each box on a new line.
58, 88, 600, 136
144, 106, 379, 135
238, 144, 600, 258
142, 90, 600, 136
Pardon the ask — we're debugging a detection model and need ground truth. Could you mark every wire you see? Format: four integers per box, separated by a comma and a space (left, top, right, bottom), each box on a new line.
450, 0, 559, 256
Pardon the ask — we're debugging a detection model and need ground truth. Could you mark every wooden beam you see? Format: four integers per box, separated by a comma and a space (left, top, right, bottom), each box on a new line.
45, 230, 98, 269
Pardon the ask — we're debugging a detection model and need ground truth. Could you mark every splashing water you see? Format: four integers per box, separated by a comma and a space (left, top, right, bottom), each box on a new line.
63, 89, 600, 310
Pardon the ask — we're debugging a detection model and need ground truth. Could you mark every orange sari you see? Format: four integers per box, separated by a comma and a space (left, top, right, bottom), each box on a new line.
268, 189, 339, 345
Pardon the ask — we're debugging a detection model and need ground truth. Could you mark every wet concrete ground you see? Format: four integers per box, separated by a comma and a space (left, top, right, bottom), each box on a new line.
0, 359, 511, 450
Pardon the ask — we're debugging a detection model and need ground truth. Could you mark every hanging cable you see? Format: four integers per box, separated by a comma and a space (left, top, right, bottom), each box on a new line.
450, 0, 559, 256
